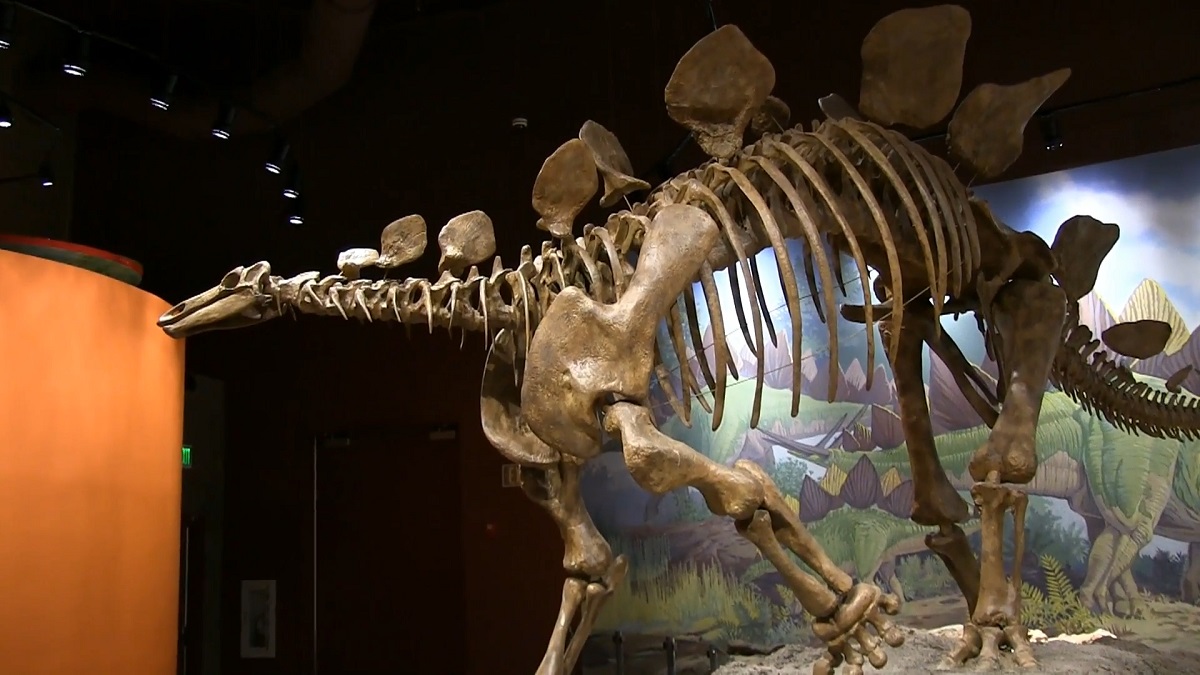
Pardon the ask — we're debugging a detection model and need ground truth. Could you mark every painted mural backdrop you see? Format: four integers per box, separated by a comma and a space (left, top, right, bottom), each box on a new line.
582, 143, 1200, 657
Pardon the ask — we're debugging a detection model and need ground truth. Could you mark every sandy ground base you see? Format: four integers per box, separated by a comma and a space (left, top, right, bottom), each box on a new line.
713, 627, 1196, 674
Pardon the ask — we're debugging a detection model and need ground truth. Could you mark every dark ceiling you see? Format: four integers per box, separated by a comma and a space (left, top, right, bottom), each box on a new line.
7, 0, 1200, 303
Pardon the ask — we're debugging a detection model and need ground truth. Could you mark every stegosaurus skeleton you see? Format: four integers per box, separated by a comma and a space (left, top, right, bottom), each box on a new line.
158, 6, 1199, 673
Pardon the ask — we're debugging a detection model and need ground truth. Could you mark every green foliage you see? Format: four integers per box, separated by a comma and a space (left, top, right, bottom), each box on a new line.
1020, 554, 1103, 635
896, 554, 957, 600
670, 489, 710, 523
766, 458, 810, 498
1001, 496, 1090, 571
1132, 549, 1187, 596
595, 534, 809, 645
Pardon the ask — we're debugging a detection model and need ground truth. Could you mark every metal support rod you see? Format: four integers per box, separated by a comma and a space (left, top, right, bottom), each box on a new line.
613, 631, 624, 675
707, 645, 719, 673
663, 636, 677, 675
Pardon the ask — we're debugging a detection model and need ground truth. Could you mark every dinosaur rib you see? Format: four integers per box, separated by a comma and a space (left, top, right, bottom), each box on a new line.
830, 120, 941, 326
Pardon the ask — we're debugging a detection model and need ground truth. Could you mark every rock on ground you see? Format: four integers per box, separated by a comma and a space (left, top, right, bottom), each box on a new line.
714, 627, 1195, 674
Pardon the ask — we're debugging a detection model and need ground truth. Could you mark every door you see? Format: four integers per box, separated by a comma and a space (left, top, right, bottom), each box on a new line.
315, 427, 465, 674
177, 516, 205, 675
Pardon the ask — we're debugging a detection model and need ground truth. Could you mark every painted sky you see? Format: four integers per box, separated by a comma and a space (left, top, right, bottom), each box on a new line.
977, 143, 1200, 330
680, 142, 1200, 369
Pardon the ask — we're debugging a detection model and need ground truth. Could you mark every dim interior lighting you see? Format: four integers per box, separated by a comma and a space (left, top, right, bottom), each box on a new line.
150, 73, 178, 111
37, 161, 54, 187
211, 101, 236, 139
282, 167, 300, 199
0, 98, 11, 128
1040, 114, 1063, 151
0, 5, 14, 50
265, 138, 290, 174
62, 32, 90, 77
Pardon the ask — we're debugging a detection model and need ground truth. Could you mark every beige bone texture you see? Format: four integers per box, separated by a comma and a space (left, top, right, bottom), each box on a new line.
578, 120, 651, 207
532, 138, 598, 238
858, 4, 971, 130
438, 210, 497, 276
376, 214, 427, 269
156, 5, 1200, 673
664, 24, 775, 159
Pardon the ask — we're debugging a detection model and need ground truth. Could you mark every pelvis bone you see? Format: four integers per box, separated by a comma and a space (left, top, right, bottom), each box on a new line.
520, 204, 720, 458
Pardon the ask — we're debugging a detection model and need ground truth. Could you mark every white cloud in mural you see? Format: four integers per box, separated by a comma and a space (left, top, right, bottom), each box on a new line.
1021, 173, 1200, 329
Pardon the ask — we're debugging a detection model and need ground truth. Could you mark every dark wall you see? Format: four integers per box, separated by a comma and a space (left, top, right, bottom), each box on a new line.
182, 374, 226, 675
177, 320, 562, 675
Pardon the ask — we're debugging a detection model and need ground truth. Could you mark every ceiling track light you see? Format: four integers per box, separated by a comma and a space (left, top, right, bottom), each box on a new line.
265, 138, 290, 174
0, 97, 12, 128
282, 167, 300, 199
38, 161, 54, 188
286, 197, 304, 226
62, 32, 90, 77
0, 5, 14, 50
150, 73, 178, 111
211, 101, 236, 139
1040, 114, 1064, 151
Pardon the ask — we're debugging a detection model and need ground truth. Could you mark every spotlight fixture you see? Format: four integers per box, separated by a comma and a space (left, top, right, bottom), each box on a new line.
0, 5, 13, 50
211, 102, 236, 139
38, 161, 54, 188
62, 33, 90, 77
150, 73, 179, 111
1040, 114, 1063, 151
0, 98, 11, 128
265, 138, 290, 174
286, 198, 304, 226
282, 168, 300, 199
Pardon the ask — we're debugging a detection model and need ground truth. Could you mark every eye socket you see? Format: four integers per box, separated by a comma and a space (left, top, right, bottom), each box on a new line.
243, 261, 271, 286
219, 267, 246, 289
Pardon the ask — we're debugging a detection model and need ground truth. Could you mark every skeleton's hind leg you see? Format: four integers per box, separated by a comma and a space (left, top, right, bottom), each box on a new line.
604, 402, 904, 675
518, 460, 628, 675
480, 333, 625, 675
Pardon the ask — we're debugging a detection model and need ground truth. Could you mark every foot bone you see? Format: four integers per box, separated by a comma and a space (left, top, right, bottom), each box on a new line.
603, 402, 903, 674
937, 624, 1038, 671
535, 556, 629, 675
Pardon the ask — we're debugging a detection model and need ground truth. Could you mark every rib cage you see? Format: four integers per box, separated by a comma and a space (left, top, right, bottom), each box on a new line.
645, 117, 982, 431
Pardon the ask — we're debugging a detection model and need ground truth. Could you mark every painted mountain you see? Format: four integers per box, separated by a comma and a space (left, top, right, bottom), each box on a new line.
925, 282, 1200, 436
669, 322, 898, 408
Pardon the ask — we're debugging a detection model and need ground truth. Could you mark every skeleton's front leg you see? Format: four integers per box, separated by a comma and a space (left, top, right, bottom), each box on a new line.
604, 402, 904, 675
942, 279, 1066, 670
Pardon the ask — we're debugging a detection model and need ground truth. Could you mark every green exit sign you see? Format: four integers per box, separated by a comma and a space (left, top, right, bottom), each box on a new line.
182, 445, 192, 469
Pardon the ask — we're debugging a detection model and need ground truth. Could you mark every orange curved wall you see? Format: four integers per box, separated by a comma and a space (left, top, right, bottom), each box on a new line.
0, 250, 184, 675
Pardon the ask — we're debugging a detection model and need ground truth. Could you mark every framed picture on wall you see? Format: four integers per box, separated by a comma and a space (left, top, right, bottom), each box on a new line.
240, 579, 277, 658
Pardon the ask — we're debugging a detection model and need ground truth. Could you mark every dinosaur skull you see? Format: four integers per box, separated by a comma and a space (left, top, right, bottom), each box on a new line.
158, 262, 280, 338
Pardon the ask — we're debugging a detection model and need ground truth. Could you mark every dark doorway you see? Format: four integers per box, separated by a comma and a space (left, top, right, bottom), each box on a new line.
178, 516, 205, 675
315, 427, 465, 674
